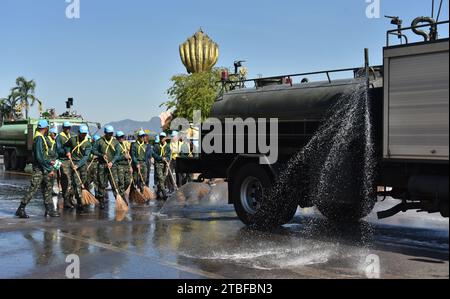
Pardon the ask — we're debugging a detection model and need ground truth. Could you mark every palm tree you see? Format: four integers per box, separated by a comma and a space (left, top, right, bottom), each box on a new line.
11, 77, 42, 119
0, 94, 21, 121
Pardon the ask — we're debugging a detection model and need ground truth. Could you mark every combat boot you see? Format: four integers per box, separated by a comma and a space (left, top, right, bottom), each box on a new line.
76, 205, 89, 215
15, 203, 30, 219
99, 200, 106, 210
45, 204, 61, 218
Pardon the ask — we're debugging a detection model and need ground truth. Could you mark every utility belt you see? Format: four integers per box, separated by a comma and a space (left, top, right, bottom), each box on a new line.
118, 160, 130, 166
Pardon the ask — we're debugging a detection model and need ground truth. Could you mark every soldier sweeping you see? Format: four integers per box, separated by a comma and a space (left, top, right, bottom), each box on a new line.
131, 131, 148, 194
87, 135, 101, 197
152, 132, 171, 201
112, 131, 132, 199
15, 120, 60, 218
56, 121, 75, 210
93, 125, 120, 210
64, 125, 92, 214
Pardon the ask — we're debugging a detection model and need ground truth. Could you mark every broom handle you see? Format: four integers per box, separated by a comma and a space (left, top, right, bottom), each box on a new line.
138, 165, 146, 185
87, 158, 95, 171
165, 160, 178, 191
104, 157, 120, 194
69, 157, 85, 189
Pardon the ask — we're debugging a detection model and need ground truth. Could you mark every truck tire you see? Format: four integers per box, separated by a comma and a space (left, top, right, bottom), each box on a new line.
316, 200, 376, 223
10, 150, 18, 170
3, 150, 11, 171
232, 164, 297, 228
17, 157, 26, 171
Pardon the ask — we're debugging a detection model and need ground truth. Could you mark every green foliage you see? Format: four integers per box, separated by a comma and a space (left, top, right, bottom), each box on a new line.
1, 77, 43, 121
11, 77, 42, 119
162, 68, 223, 121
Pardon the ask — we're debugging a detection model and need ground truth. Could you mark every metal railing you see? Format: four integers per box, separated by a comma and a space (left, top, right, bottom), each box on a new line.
386, 20, 449, 47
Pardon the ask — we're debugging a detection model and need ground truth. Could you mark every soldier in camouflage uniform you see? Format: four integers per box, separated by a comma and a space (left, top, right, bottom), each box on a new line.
87, 135, 101, 197
152, 132, 171, 201
113, 131, 132, 199
93, 125, 120, 209
56, 121, 75, 209
16, 120, 60, 218
64, 125, 92, 214
131, 131, 149, 194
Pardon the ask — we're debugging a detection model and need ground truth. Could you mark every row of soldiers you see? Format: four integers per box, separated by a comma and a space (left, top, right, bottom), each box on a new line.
15, 120, 191, 218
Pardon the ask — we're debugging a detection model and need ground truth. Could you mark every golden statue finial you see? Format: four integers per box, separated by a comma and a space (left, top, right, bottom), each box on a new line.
179, 28, 219, 74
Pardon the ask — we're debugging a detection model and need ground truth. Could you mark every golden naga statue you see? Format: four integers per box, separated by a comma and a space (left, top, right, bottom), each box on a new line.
179, 29, 219, 74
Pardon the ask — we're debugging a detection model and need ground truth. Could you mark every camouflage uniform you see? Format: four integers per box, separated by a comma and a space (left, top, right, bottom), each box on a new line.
131, 139, 148, 193
113, 141, 132, 199
56, 131, 75, 208
64, 135, 92, 208
21, 132, 55, 206
87, 140, 100, 197
93, 137, 120, 203
152, 142, 171, 199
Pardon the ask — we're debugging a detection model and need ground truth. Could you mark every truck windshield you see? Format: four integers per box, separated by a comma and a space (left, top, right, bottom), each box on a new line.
52, 123, 87, 135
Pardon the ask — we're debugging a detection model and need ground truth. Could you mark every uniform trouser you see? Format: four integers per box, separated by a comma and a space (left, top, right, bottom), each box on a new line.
60, 160, 75, 207
117, 163, 132, 198
97, 163, 120, 202
145, 162, 151, 187
71, 163, 88, 207
155, 162, 167, 197
22, 167, 54, 206
87, 160, 99, 196
133, 162, 147, 192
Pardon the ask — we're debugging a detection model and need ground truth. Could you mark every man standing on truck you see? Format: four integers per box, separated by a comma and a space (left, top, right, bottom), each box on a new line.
56, 121, 75, 210
93, 126, 119, 210
152, 132, 171, 201
65, 125, 92, 214
15, 120, 60, 219
131, 130, 148, 194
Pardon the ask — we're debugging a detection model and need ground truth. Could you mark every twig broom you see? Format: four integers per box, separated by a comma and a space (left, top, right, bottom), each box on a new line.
69, 157, 99, 206
105, 159, 129, 211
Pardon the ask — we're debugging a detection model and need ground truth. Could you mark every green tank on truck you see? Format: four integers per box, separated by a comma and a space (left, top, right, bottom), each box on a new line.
0, 118, 99, 171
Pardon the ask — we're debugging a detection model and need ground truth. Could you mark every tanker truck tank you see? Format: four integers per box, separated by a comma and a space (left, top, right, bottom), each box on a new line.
211, 78, 371, 121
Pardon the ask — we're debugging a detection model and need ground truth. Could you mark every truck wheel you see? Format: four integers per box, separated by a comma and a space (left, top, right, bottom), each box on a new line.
232, 164, 272, 226
316, 200, 375, 223
17, 157, 26, 171
232, 164, 297, 228
3, 150, 11, 171
10, 150, 18, 170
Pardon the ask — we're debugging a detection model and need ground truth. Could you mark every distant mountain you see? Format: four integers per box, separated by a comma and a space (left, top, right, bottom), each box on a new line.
105, 117, 162, 135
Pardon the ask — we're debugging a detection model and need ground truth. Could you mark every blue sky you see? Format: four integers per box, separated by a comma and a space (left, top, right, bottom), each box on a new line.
0, 0, 448, 124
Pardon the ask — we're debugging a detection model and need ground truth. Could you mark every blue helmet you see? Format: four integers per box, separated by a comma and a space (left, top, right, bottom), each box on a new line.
155, 136, 160, 143
171, 131, 179, 138
116, 131, 125, 138
104, 125, 114, 134
37, 119, 49, 129
63, 121, 72, 128
138, 130, 147, 137
49, 127, 58, 134
159, 132, 167, 138
79, 125, 89, 134
93, 135, 101, 142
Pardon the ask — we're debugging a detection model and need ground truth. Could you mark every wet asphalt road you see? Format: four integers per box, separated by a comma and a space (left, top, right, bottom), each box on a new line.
0, 163, 448, 279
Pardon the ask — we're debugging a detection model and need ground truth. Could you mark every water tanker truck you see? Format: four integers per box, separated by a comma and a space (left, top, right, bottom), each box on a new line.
177, 17, 449, 227
0, 117, 100, 171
